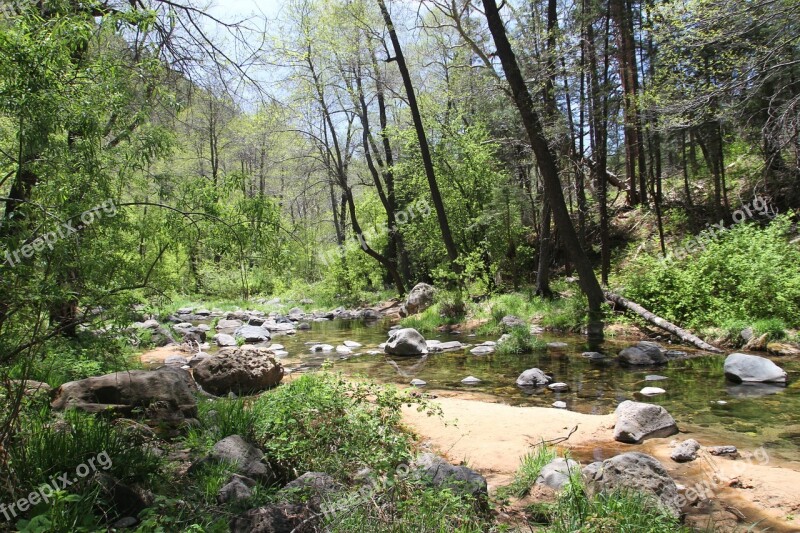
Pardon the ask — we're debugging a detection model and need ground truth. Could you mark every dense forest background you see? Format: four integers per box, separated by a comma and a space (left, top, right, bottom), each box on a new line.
1, 0, 799, 357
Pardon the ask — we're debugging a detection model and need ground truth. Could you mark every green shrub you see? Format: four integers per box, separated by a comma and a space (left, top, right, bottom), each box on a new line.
619, 215, 800, 330
251, 372, 418, 481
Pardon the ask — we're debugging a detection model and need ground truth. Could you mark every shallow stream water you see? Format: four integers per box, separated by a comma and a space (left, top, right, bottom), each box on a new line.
204, 318, 800, 464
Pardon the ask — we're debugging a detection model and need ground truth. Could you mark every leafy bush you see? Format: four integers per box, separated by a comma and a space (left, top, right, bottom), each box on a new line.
251, 372, 421, 481
619, 216, 800, 330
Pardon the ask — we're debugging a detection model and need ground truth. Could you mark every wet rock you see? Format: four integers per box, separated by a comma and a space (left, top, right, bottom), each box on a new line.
552, 401, 567, 409
646, 375, 668, 381
516, 368, 552, 387
234, 325, 271, 344
547, 342, 568, 351
216, 319, 244, 330
536, 458, 580, 490
613, 400, 678, 444
707, 445, 738, 456
311, 344, 334, 352
583, 452, 680, 517
335, 346, 352, 354
410, 379, 427, 386
618, 341, 667, 365
213, 333, 238, 347
297, 322, 311, 330
193, 346, 284, 396
469, 345, 495, 355
343, 340, 362, 348
432, 341, 464, 352
195, 309, 211, 316
176, 307, 193, 315
582, 351, 606, 361
671, 439, 701, 462
461, 376, 481, 384
359, 309, 381, 320
548, 382, 569, 392
400, 283, 435, 316
640, 387, 666, 396
724, 352, 787, 383
767, 342, 800, 357
385, 328, 428, 356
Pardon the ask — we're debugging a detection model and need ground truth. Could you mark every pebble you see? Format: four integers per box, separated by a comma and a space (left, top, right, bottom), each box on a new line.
548, 382, 569, 392
645, 375, 668, 381
640, 387, 666, 395
461, 376, 481, 384
552, 401, 567, 409
410, 379, 427, 386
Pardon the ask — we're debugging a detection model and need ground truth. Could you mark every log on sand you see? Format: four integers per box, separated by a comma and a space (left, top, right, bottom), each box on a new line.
604, 291, 724, 353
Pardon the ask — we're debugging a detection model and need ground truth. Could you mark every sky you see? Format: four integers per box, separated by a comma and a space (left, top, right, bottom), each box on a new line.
207, 0, 285, 21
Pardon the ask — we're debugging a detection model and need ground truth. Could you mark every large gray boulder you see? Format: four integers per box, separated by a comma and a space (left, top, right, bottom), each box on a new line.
618, 341, 667, 365
583, 452, 680, 517
194, 346, 284, 395
724, 352, 787, 383
51, 366, 197, 419
515, 368, 552, 387
613, 400, 678, 444
413, 453, 487, 501
384, 328, 428, 356
400, 283, 435, 316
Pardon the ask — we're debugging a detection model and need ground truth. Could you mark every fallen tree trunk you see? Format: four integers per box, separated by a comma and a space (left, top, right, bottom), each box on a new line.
604, 291, 724, 353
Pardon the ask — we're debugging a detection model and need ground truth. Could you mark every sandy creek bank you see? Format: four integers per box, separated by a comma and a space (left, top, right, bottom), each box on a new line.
401, 390, 800, 532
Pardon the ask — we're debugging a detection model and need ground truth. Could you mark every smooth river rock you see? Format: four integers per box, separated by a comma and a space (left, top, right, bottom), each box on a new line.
724, 352, 787, 383
614, 400, 678, 444
385, 328, 428, 356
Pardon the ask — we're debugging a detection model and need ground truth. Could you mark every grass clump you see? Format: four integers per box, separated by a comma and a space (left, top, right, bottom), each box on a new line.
545, 470, 689, 532
500, 444, 558, 498
322, 477, 489, 532
496, 326, 547, 355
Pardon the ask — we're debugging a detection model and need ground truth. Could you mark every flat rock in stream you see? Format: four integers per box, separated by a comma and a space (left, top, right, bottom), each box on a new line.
724, 352, 787, 383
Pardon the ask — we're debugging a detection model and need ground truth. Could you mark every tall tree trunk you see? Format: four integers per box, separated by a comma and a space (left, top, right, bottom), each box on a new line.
535, 197, 554, 297
482, 0, 605, 341
609, 0, 646, 205
377, 0, 460, 272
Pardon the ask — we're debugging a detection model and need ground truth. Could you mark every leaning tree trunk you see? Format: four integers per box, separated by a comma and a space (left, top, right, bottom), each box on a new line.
604, 291, 723, 353
482, 0, 605, 341
378, 0, 460, 272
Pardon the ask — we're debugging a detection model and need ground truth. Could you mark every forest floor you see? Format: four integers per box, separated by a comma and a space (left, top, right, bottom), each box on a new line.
401, 390, 800, 532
